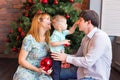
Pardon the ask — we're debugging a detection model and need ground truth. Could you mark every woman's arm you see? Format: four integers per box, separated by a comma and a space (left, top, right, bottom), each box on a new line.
18, 49, 41, 72
18, 49, 52, 75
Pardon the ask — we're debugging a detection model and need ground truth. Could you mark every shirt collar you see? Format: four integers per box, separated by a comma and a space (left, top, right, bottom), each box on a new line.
87, 27, 98, 39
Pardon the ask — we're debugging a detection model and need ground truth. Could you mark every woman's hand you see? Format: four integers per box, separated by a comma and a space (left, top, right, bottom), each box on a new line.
37, 67, 52, 75
36, 68, 44, 73
46, 68, 53, 75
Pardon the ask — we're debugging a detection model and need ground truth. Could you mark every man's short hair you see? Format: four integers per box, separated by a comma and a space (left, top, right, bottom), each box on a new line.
79, 10, 99, 27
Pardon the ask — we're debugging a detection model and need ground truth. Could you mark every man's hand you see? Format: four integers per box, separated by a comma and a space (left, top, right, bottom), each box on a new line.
51, 52, 67, 62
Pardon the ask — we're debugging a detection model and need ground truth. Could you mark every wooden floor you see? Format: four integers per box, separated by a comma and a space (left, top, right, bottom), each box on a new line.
0, 58, 18, 80
0, 58, 120, 80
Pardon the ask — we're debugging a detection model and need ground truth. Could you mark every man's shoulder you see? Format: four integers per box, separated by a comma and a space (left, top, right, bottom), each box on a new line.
96, 29, 107, 35
95, 29, 109, 40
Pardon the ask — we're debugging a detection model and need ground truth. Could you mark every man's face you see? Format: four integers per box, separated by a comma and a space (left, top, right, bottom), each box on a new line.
77, 17, 87, 31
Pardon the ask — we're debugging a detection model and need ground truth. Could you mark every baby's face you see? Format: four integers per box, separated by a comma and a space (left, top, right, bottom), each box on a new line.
61, 20, 67, 30
57, 19, 67, 31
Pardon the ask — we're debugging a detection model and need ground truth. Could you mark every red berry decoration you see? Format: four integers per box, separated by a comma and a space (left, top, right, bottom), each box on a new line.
40, 57, 52, 72
69, 0, 74, 3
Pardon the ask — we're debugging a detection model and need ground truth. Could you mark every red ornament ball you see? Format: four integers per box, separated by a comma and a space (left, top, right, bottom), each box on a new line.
6, 38, 10, 42
64, 44, 70, 47
65, 14, 70, 19
21, 31, 25, 38
9, 29, 13, 34
18, 27, 22, 33
69, 0, 74, 3
27, 0, 32, 3
40, 57, 52, 71
54, 0, 58, 5
12, 47, 18, 52
37, 10, 42, 15
42, 0, 48, 4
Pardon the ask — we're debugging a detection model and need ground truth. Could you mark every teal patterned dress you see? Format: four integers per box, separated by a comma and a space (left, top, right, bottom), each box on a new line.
13, 34, 52, 80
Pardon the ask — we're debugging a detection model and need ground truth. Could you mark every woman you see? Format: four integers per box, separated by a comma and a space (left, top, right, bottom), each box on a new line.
13, 13, 52, 80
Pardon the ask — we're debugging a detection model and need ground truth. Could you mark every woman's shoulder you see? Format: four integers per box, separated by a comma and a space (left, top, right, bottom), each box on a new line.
23, 34, 35, 42
24, 34, 34, 39
25, 34, 47, 45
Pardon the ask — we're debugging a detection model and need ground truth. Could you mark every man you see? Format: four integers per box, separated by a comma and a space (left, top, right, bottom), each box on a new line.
51, 10, 112, 80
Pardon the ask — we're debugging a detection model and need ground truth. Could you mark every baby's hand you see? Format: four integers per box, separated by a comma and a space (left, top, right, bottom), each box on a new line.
63, 40, 70, 44
63, 40, 70, 47
64, 44, 70, 47
74, 20, 80, 25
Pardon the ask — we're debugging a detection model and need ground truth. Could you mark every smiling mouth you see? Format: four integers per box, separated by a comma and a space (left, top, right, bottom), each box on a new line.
47, 23, 51, 29
48, 23, 51, 25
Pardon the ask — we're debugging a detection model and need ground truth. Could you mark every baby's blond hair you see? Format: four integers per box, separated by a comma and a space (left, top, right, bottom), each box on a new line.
52, 15, 66, 25
52, 15, 67, 31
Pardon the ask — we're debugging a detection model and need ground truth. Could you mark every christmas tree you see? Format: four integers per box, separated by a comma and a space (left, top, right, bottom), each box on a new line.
5, 0, 84, 54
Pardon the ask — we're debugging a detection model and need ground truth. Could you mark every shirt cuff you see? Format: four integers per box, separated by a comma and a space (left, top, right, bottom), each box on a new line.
66, 55, 73, 64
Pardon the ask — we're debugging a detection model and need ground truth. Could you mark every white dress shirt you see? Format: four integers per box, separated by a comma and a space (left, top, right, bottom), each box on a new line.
66, 28, 112, 80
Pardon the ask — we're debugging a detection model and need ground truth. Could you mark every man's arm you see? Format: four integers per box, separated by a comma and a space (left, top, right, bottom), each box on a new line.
51, 34, 111, 68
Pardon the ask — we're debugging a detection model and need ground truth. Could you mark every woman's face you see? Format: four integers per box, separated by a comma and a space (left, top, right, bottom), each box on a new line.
41, 15, 51, 31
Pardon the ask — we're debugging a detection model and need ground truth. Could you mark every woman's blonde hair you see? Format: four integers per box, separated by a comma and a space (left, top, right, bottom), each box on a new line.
27, 13, 50, 44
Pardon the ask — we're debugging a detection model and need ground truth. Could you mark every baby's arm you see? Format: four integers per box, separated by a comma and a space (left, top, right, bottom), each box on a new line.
51, 40, 70, 47
68, 20, 79, 34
